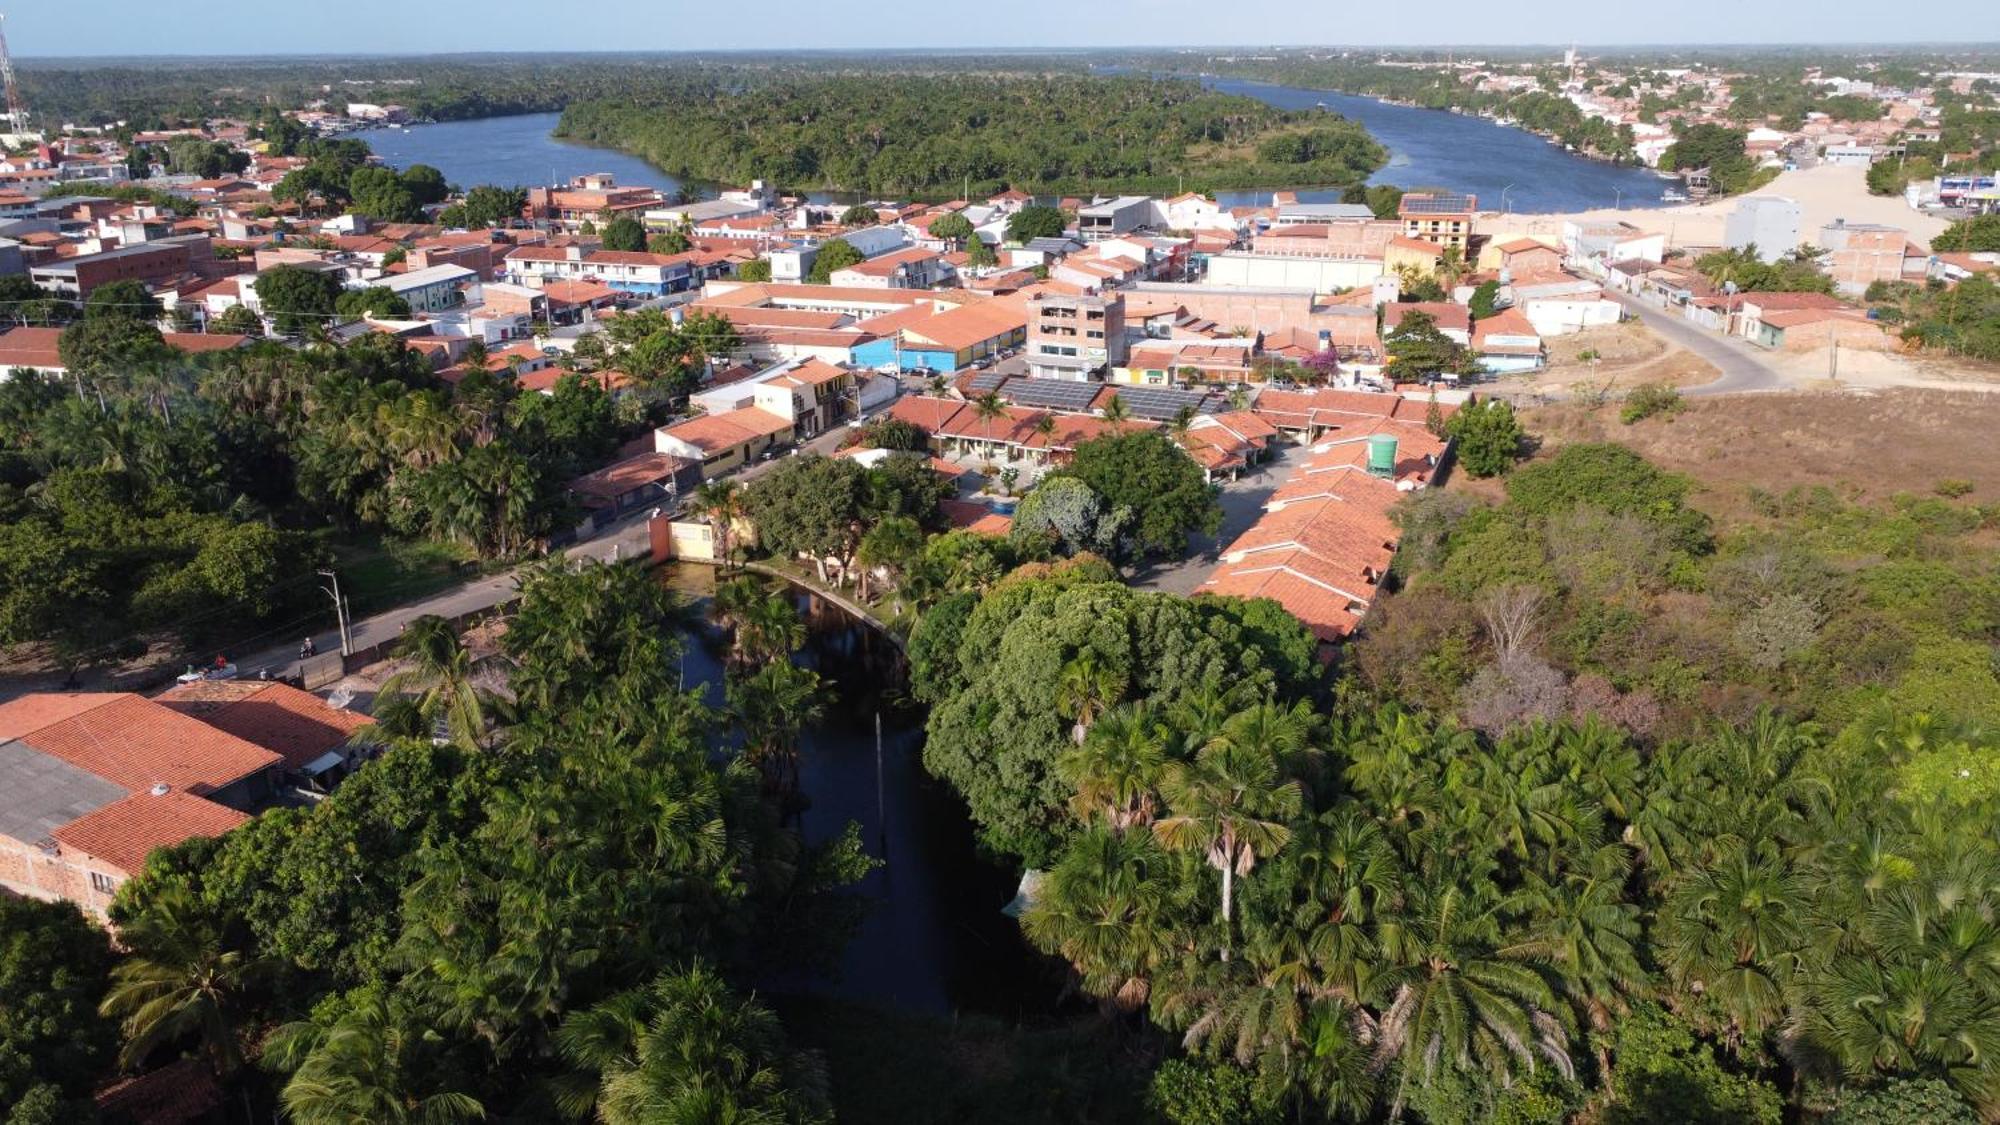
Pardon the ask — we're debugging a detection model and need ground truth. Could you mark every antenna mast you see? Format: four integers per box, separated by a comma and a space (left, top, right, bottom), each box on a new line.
0, 14, 27, 136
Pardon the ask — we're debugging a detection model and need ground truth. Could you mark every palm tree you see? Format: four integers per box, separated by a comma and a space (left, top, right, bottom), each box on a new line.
1032, 412, 1059, 462
728, 661, 826, 801
1436, 244, 1470, 289
1101, 392, 1130, 423
1055, 651, 1126, 745
553, 963, 829, 1125
693, 479, 745, 570
972, 391, 1008, 459
1501, 847, 1648, 1040
378, 615, 486, 750
1154, 733, 1303, 958
1060, 703, 1167, 831
855, 514, 924, 606
100, 888, 273, 1076
1369, 878, 1574, 1115
1022, 826, 1178, 1011
264, 990, 484, 1125
737, 597, 805, 667
1657, 848, 1810, 1043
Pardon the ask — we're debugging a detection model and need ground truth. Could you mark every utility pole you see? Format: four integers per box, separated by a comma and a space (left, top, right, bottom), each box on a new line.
317, 569, 353, 656
874, 711, 887, 858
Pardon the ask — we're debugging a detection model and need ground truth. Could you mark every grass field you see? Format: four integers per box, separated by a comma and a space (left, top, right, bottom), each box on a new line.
327, 534, 487, 617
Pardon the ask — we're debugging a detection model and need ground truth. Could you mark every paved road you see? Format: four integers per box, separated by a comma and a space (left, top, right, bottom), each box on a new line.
1132, 448, 1292, 595
219, 423, 862, 684
1604, 292, 1788, 396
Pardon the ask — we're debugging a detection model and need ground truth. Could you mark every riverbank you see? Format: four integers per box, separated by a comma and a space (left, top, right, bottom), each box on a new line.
552, 73, 1389, 201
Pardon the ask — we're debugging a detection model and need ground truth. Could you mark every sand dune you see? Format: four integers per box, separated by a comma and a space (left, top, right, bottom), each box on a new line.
1482, 163, 1951, 252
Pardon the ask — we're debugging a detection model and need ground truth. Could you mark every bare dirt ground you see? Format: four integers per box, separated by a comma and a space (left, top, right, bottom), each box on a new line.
1520, 321, 1721, 394
1765, 347, 2000, 393
1523, 388, 2000, 523
1485, 164, 1952, 251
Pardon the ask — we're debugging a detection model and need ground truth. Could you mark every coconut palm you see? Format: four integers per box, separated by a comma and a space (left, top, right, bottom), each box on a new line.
1154, 732, 1304, 958
1060, 702, 1168, 831
736, 597, 806, 668
1055, 650, 1126, 745
1101, 392, 1130, 423
972, 391, 1008, 458
99, 887, 274, 1076
553, 963, 829, 1125
378, 615, 486, 750
855, 514, 924, 605
264, 990, 485, 1125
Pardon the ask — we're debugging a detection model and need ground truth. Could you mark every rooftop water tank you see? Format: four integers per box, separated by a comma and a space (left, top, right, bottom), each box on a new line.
1367, 435, 1398, 479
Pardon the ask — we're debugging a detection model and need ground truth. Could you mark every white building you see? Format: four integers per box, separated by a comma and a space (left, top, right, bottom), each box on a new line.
1204, 252, 1384, 292
1723, 197, 1803, 264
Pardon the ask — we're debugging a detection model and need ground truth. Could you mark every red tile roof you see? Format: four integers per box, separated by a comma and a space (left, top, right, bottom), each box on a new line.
0, 693, 281, 795
154, 681, 373, 772
94, 1058, 224, 1125
53, 789, 249, 877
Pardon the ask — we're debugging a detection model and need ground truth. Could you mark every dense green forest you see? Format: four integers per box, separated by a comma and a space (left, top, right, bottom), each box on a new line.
0, 288, 739, 671
898, 436, 2000, 1123
16, 54, 1098, 130
1, 561, 876, 1123
555, 74, 1385, 196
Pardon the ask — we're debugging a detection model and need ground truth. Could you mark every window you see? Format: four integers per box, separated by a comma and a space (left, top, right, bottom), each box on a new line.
90, 870, 117, 895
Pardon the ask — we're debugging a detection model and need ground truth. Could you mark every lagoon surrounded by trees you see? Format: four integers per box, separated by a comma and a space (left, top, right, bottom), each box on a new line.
368, 83, 1672, 213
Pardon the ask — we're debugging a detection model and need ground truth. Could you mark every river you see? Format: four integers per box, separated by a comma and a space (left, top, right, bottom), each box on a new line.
366, 82, 1672, 215
658, 565, 1053, 1019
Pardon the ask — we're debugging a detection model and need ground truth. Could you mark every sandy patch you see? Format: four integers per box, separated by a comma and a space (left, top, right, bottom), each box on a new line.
1483, 163, 1950, 252
1507, 320, 1720, 395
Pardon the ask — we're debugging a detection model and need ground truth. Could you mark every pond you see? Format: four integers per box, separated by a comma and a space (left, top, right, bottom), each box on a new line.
657, 564, 1055, 1019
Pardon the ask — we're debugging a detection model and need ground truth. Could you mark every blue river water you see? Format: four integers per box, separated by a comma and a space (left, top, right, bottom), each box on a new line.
366, 81, 1672, 215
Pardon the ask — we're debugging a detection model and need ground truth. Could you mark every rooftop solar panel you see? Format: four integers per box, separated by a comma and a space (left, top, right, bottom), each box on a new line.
962, 370, 1009, 393
1400, 194, 1476, 215
1005, 378, 1101, 411
1111, 385, 1219, 421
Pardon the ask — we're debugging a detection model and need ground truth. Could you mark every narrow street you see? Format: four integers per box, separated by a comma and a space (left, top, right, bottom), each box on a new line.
1604, 292, 1790, 396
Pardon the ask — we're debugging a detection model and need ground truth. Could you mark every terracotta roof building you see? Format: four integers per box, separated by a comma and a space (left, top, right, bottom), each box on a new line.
0, 692, 280, 917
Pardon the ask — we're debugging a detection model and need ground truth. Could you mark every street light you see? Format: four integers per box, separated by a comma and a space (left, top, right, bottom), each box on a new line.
1501, 183, 1515, 213
1613, 187, 1625, 210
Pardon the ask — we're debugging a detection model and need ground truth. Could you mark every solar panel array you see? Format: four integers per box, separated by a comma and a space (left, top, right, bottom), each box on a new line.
1003, 378, 1101, 412
961, 370, 1009, 394
1104, 385, 1220, 422
1400, 193, 1476, 215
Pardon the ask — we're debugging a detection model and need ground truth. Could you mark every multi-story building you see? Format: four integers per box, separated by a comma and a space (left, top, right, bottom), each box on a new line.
1724, 197, 1802, 264
1396, 193, 1478, 251
382, 263, 481, 314
1026, 292, 1128, 381
524, 174, 667, 233
1077, 196, 1156, 242
504, 246, 698, 297
27, 235, 213, 299
1818, 219, 1909, 294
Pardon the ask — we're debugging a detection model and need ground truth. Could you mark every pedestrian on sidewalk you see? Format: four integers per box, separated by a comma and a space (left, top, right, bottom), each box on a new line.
301, 636, 316, 659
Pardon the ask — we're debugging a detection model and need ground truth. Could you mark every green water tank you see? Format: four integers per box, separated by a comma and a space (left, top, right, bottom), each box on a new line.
1367, 434, 1398, 478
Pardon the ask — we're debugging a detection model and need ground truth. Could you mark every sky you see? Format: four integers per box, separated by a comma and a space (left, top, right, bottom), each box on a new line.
10, 0, 2000, 58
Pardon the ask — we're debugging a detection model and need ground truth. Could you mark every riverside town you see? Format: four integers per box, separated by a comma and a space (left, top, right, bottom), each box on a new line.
3, 10, 2000, 1124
